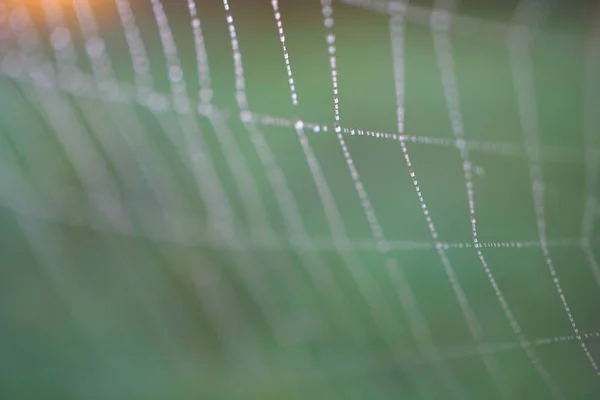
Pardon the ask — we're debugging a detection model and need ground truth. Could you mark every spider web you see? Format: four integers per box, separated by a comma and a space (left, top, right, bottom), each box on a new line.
1, 0, 600, 398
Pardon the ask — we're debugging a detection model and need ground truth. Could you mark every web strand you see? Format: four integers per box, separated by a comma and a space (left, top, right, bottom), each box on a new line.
320, 1, 463, 398
270, 0, 298, 106
2, 59, 592, 164
389, 5, 466, 398
430, 0, 563, 396
509, 0, 600, 378
390, 5, 511, 399
222, 0, 365, 346
6, 4, 196, 373
124, 0, 276, 360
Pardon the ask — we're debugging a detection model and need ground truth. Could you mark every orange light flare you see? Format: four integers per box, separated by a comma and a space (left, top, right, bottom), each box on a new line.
1, 0, 115, 29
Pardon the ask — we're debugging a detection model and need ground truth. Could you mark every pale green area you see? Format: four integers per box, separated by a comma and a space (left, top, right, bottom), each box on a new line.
1, 0, 600, 399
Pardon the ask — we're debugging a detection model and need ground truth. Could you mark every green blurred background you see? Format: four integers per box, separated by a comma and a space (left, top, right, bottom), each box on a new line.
1, 0, 600, 398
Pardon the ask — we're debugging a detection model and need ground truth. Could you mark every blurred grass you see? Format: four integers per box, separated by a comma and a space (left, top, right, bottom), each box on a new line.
1, 0, 600, 398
